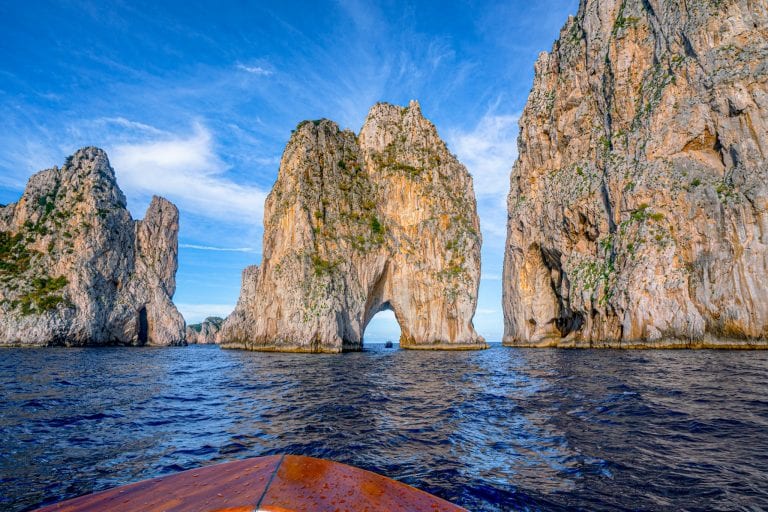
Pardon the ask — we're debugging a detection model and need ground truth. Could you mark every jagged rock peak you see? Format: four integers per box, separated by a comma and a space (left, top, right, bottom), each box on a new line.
221, 101, 486, 352
503, 0, 768, 348
0, 147, 186, 346
186, 316, 224, 344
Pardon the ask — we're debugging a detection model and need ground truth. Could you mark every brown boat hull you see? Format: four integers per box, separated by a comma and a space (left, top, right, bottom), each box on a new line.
35, 454, 466, 512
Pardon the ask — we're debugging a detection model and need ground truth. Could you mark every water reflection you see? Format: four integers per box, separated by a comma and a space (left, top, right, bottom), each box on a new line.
1, 345, 767, 511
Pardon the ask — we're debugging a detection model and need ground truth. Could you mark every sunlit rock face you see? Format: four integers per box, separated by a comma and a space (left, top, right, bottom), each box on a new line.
0, 147, 186, 346
503, 0, 768, 348
186, 316, 224, 344
221, 101, 486, 352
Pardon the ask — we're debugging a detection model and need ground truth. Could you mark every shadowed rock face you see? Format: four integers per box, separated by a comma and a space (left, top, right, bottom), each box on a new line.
186, 316, 224, 344
0, 147, 185, 346
221, 101, 486, 352
503, 0, 768, 347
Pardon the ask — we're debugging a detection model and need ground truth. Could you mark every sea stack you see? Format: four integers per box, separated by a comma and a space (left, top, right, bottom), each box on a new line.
0, 147, 186, 346
503, 0, 768, 347
186, 316, 224, 344
221, 101, 486, 352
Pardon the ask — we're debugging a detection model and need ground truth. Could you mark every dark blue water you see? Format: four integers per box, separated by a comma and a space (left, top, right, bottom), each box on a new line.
1, 345, 767, 511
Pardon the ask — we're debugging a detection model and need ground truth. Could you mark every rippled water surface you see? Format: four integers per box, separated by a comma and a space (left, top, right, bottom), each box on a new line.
2, 345, 768, 511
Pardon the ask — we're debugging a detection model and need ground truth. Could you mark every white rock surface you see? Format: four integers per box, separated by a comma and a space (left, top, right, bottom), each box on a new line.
503, 0, 768, 347
0, 147, 186, 346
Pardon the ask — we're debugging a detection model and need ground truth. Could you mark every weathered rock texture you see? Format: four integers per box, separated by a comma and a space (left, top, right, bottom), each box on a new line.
221, 101, 486, 352
186, 316, 224, 344
0, 147, 186, 346
503, 0, 768, 348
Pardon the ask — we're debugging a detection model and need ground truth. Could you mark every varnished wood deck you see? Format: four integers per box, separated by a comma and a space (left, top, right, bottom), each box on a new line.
35, 454, 466, 512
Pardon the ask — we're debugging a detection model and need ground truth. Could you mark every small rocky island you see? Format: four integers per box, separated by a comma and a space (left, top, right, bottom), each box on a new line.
0, 147, 186, 346
221, 101, 486, 352
186, 316, 224, 344
503, 0, 767, 347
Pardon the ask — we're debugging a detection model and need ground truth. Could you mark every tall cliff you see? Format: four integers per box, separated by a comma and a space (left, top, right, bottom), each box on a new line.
503, 0, 768, 348
221, 101, 486, 352
0, 147, 186, 346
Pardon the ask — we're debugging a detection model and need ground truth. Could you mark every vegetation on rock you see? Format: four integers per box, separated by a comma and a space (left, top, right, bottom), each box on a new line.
503, 0, 768, 347
221, 101, 485, 352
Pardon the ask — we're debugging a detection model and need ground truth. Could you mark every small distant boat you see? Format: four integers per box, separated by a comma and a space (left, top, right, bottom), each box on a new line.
34, 454, 465, 511
385, 340, 394, 348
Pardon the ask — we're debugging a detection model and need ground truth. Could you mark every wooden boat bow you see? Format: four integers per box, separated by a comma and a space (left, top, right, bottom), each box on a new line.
35, 454, 466, 511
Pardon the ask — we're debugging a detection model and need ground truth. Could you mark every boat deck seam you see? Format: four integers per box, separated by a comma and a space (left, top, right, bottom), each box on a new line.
255, 454, 285, 510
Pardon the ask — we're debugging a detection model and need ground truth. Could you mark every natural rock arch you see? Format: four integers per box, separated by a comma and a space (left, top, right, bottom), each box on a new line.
361, 265, 402, 343
221, 101, 487, 352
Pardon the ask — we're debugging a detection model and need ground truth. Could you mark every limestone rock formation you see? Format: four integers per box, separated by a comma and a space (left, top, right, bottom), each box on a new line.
503, 0, 768, 347
186, 316, 224, 344
0, 147, 186, 346
221, 101, 486, 352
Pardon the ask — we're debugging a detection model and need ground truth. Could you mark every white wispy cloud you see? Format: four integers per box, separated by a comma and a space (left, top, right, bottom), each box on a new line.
109, 122, 268, 225
177, 303, 235, 324
97, 117, 168, 136
236, 63, 274, 76
426, 40, 456, 71
180, 243, 257, 253
447, 112, 519, 243
481, 273, 502, 281
448, 113, 519, 198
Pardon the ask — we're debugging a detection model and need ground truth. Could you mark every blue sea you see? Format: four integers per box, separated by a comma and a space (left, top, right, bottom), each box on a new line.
1, 344, 767, 511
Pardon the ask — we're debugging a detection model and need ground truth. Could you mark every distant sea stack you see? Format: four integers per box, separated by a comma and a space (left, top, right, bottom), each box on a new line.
503, 0, 768, 348
0, 147, 186, 346
186, 316, 224, 344
221, 101, 486, 352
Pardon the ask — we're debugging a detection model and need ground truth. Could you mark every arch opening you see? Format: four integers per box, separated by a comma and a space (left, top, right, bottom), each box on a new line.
362, 306, 402, 347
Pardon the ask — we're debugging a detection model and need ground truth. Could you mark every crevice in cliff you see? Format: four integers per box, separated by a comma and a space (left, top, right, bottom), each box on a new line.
599, 51, 618, 243
641, 0, 664, 61
138, 306, 148, 344
681, 32, 698, 60
640, 0, 655, 20
714, 130, 727, 169
598, 0, 643, 244
540, 246, 585, 337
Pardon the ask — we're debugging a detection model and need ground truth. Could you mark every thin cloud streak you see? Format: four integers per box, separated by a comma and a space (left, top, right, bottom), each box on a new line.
236, 63, 274, 76
98, 117, 168, 135
180, 244, 257, 253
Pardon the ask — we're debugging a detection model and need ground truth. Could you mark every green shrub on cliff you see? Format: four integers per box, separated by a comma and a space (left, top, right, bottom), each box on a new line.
0, 232, 34, 277
18, 275, 69, 315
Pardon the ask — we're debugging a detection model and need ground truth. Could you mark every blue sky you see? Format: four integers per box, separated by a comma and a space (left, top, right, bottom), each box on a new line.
0, 0, 577, 342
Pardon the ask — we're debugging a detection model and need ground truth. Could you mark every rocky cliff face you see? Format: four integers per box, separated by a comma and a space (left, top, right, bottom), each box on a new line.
186, 316, 224, 344
0, 147, 186, 346
221, 101, 485, 352
503, 0, 768, 347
